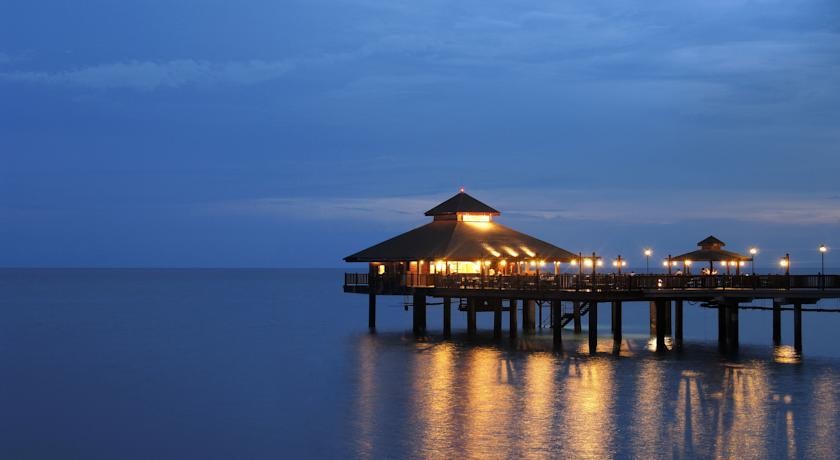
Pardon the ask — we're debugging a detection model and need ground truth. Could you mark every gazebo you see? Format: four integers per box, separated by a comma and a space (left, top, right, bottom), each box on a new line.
667, 236, 752, 275
345, 190, 578, 284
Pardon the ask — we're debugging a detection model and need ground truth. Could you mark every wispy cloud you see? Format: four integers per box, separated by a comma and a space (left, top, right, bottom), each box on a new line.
0, 59, 297, 90
205, 189, 840, 225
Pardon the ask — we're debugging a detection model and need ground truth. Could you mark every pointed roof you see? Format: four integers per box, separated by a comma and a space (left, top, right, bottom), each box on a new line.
424, 191, 500, 216
671, 235, 751, 262
698, 235, 726, 248
344, 220, 576, 262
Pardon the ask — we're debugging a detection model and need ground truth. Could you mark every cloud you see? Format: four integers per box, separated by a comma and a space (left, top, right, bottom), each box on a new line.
205, 188, 840, 226
0, 59, 297, 90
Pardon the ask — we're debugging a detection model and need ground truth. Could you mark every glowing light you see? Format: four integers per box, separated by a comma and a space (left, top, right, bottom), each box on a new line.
584, 258, 593, 267
530, 260, 536, 267
484, 260, 492, 267
502, 246, 519, 257
459, 213, 491, 222
570, 259, 578, 266
482, 244, 501, 257
662, 261, 669, 267
820, 244, 828, 253
684, 260, 692, 266
749, 247, 758, 255
378, 265, 386, 275
520, 246, 536, 257
780, 259, 789, 267
739, 261, 747, 266
539, 260, 546, 267
500, 260, 507, 266
612, 261, 619, 267
644, 249, 653, 257
596, 260, 604, 267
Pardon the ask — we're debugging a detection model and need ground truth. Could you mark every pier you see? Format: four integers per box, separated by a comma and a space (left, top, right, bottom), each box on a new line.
344, 191, 839, 356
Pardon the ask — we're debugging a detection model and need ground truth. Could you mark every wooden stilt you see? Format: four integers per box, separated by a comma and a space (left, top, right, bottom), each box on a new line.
655, 300, 667, 352
524, 300, 536, 333
794, 302, 802, 353
368, 292, 376, 331
664, 300, 672, 336
772, 300, 781, 345
413, 294, 427, 336
717, 304, 726, 352
551, 300, 562, 348
467, 299, 477, 337
443, 297, 451, 338
612, 301, 622, 349
494, 302, 502, 339
727, 300, 739, 352
675, 300, 684, 348
588, 301, 598, 354
649, 301, 657, 338
573, 301, 582, 334
509, 299, 518, 339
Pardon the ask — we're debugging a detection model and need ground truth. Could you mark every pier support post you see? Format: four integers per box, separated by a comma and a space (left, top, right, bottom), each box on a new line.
726, 300, 739, 353
794, 302, 802, 353
539, 302, 543, 329
772, 300, 781, 345
588, 301, 598, 354
443, 297, 452, 338
649, 301, 657, 338
612, 301, 622, 352
509, 299, 518, 339
573, 302, 582, 334
717, 305, 727, 352
494, 302, 502, 339
675, 300, 683, 348
524, 300, 536, 333
368, 292, 376, 331
467, 299, 477, 337
664, 300, 672, 337
655, 300, 667, 353
413, 294, 427, 336
551, 300, 562, 348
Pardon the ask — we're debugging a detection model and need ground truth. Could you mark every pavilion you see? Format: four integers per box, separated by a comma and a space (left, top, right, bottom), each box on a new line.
668, 236, 753, 275
345, 190, 578, 282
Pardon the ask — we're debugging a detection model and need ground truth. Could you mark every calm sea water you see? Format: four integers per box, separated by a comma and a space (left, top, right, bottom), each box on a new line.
2, 269, 840, 459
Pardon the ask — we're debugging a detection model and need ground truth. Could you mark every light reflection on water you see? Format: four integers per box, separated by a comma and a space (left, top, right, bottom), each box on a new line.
353, 334, 840, 459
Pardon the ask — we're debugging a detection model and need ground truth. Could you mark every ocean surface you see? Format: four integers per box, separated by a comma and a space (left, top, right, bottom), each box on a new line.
2, 268, 840, 459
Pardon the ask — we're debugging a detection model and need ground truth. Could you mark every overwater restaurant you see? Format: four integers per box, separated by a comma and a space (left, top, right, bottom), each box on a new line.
344, 190, 578, 286
667, 236, 753, 275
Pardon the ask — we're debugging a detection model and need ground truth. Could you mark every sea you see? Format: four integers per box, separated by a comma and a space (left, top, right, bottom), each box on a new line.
2, 268, 840, 459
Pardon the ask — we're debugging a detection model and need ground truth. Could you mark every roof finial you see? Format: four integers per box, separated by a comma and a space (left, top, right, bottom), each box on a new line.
459, 186, 465, 193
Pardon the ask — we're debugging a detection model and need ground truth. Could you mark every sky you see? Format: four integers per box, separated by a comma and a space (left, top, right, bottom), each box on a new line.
1, 0, 839, 268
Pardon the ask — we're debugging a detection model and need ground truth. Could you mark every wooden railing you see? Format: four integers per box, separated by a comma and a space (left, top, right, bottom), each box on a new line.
345, 272, 840, 293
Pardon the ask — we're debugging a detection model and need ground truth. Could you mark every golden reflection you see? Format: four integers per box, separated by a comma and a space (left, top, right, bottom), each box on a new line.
711, 364, 770, 459
807, 374, 839, 458
773, 345, 802, 364
413, 342, 457, 459
520, 353, 556, 456
463, 347, 514, 459
354, 335, 377, 460
631, 360, 666, 457
560, 357, 616, 458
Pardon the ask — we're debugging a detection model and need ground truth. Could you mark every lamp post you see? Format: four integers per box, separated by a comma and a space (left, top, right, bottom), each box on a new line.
780, 253, 790, 276
613, 255, 626, 275
819, 244, 828, 290
644, 248, 652, 274
749, 247, 758, 275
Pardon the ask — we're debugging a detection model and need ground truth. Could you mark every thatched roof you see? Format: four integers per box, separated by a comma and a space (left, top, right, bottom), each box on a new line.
344, 220, 577, 262
425, 191, 500, 216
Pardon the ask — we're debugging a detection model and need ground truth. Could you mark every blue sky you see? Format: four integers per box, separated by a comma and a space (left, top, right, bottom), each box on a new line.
1, 0, 839, 268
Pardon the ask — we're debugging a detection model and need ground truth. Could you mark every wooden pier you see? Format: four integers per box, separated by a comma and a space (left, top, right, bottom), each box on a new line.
346, 272, 840, 354
343, 190, 838, 356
